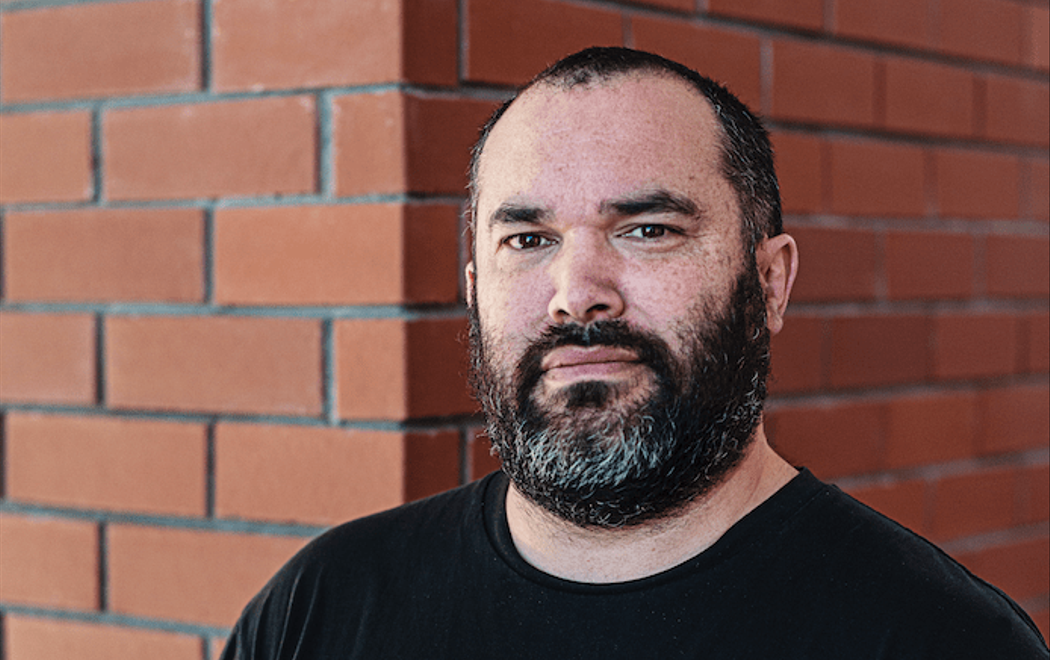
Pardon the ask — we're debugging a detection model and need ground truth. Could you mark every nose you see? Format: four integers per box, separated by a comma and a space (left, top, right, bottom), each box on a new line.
546, 233, 626, 324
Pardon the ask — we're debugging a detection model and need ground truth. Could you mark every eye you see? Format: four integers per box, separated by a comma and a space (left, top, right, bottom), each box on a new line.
621, 224, 674, 240
503, 233, 554, 250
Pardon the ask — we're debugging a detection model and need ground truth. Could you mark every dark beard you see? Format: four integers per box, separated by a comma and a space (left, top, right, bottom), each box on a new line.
468, 261, 771, 529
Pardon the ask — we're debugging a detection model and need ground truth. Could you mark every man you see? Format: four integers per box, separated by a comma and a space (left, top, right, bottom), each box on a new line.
222, 48, 1047, 658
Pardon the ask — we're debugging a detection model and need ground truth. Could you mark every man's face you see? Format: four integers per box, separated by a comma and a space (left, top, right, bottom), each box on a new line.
468, 74, 770, 527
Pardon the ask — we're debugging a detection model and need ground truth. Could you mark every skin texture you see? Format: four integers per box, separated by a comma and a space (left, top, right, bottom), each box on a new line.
468, 74, 799, 583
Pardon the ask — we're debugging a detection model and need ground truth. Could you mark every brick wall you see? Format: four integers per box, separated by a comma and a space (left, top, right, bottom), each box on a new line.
0, 0, 1046, 657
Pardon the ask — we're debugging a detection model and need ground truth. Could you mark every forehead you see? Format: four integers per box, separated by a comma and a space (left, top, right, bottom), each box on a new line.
475, 74, 728, 219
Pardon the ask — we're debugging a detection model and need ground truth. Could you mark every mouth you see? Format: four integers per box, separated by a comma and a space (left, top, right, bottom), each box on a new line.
540, 345, 642, 384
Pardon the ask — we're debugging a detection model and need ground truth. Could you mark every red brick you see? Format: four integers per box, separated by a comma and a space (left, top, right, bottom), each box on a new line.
402, 205, 465, 304
334, 93, 497, 196
334, 318, 404, 419
0, 0, 199, 103
215, 203, 459, 306
215, 423, 459, 525
771, 40, 876, 127
1036, 607, 1050, 647
977, 383, 1050, 455
0, 312, 95, 406
631, 17, 762, 110
983, 74, 1050, 147
788, 227, 877, 302
933, 313, 1020, 380
885, 231, 975, 300
846, 478, 927, 534
214, 0, 404, 91
1026, 5, 1050, 70
0, 111, 92, 203
708, 0, 823, 31
106, 316, 322, 416
104, 97, 316, 200
402, 0, 459, 86
1026, 159, 1050, 222
620, 0, 693, 9
829, 315, 931, 389
985, 235, 1050, 298
955, 537, 1050, 603
107, 525, 307, 627
770, 132, 824, 214
403, 431, 463, 501
766, 401, 886, 479
769, 315, 824, 394
0, 514, 98, 610
3, 616, 201, 660
884, 57, 975, 137
335, 317, 473, 420
404, 96, 502, 194
1020, 464, 1050, 525
936, 149, 1020, 219
464, 0, 623, 86
5, 413, 206, 517
939, 0, 1024, 66
1024, 312, 1050, 373
4, 208, 204, 303
833, 0, 933, 50
469, 427, 502, 480
332, 92, 404, 195
885, 392, 977, 468
929, 468, 1016, 541
828, 139, 926, 217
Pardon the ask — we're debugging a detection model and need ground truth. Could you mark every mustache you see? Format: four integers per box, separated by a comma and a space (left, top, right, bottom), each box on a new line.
514, 320, 678, 404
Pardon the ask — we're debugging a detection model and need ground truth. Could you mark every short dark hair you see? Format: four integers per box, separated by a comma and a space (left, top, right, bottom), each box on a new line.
468, 47, 782, 253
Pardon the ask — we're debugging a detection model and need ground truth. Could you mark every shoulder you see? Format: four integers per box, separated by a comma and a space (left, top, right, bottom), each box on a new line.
221, 474, 501, 659
776, 472, 1047, 655
271, 472, 497, 589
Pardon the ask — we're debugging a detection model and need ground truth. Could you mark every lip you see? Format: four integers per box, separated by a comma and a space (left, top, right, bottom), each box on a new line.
541, 346, 641, 382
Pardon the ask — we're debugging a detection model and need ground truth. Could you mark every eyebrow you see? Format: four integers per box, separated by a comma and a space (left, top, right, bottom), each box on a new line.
488, 203, 551, 228
486, 189, 702, 229
599, 190, 702, 219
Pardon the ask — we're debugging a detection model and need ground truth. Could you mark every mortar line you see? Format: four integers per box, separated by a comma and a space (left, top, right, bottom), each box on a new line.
459, 426, 471, 486
91, 105, 105, 204
457, 0, 468, 83
0, 603, 233, 638
317, 91, 335, 199
202, 206, 215, 304
200, 0, 214, 93
97, 521, 109, 612
94, 313, 106, 407
322, 319, 337, 425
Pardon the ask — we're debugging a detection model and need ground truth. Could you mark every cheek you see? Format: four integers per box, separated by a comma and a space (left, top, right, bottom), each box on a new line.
620, 258, 735, 350
477, 269, 551, 346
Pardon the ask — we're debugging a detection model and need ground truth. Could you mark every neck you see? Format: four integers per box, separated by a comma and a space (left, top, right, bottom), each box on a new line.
504, 423, 796, 583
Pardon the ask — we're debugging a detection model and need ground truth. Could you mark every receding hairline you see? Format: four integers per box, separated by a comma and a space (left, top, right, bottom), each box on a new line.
468, 47, 783, 256
471, 68, 725, 213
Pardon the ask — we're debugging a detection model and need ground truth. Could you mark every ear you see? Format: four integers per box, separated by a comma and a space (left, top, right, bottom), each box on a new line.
755, 233, 798, 336
465, 261, 477, 308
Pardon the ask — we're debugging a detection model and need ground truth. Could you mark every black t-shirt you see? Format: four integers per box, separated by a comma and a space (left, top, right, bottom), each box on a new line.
221, 469, 1048, 659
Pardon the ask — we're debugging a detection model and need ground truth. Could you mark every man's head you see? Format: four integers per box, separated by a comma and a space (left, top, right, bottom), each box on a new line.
466, 47, 797, 529
469, 47, 783, 257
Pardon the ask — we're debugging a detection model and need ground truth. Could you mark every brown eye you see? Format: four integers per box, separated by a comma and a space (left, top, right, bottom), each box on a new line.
624, 225, 669, 239
507, 233, 552, 250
